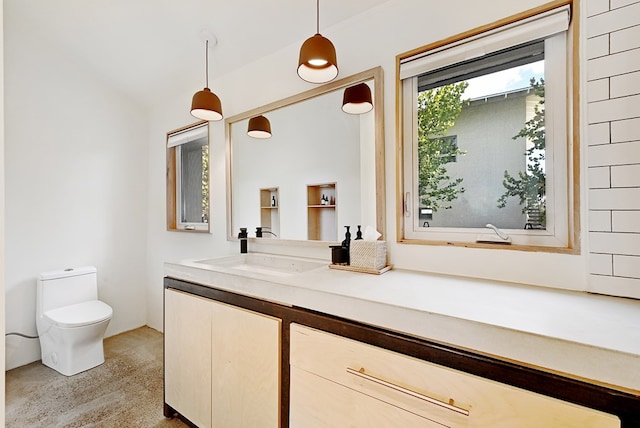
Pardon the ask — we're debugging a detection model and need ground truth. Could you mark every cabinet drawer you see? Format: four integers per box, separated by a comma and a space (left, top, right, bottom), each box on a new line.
291, 365, 445, 428
290, 324, 619, 428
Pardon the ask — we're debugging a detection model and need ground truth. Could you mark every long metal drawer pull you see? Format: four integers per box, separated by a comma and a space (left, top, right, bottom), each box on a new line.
346, 367, 470, 416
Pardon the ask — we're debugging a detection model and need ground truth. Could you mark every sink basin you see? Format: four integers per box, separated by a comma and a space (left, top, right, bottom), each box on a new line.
194, 253, 326, 277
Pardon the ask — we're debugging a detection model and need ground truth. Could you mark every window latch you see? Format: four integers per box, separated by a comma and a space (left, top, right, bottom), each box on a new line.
404, 192, 411, 217
476, 223, 512, 244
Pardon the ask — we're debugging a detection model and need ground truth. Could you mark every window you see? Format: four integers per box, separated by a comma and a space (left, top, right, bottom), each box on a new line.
167, 122, 210, 232
398, 4, 576, 250
429, 135, 459, 163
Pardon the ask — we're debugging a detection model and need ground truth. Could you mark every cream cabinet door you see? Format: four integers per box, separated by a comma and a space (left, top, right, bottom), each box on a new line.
165, 289, 213, 428
211, 300, 281, 428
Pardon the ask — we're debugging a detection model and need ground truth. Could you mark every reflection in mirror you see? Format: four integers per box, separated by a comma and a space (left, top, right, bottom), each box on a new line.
166, 121, 210, 233
226, 67, 384, 244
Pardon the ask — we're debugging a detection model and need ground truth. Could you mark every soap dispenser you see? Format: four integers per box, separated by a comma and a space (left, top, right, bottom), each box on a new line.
342, 226, 351, 265
342, 225, 351, 247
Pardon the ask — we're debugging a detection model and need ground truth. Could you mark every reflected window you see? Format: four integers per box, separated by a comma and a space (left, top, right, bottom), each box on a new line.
167, 122, 210, 232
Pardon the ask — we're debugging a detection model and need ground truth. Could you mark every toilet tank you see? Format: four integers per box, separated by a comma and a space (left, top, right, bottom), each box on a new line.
37, 266, 99, 314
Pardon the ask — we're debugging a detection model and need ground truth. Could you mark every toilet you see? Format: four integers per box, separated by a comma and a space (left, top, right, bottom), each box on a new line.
36, 266, 113, 376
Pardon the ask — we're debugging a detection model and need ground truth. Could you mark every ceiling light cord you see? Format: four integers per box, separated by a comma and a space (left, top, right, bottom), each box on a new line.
205, 39, 209, 88
316, 0, 320, 34
190, 33, 223, 121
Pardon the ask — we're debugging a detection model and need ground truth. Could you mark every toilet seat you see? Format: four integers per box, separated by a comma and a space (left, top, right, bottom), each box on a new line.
44, 300, 113, 328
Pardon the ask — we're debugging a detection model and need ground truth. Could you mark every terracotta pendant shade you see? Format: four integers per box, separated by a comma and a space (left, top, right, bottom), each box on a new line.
297, 0, 338, 84
247, 115, 272, 139
191, 88, 223, 121
342, 82, 373, 114
191, 37, 223, 121
297, 33, 338, 84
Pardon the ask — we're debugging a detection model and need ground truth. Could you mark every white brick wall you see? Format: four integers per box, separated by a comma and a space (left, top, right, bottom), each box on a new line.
612, 210, 640, 232
587, 0, 640, 298
611, 117, 640, 142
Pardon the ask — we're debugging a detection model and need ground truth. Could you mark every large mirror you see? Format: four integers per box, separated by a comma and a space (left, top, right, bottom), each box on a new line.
226, 67, 384, 244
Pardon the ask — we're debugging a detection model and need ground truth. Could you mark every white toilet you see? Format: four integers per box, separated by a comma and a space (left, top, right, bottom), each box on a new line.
36, 266, 113, 376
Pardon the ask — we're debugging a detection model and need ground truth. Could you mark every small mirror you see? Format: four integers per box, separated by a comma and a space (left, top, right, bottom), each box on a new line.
226, 67, 384, 243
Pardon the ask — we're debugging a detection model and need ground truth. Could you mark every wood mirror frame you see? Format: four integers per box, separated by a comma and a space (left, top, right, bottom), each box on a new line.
225, 66, 385, 245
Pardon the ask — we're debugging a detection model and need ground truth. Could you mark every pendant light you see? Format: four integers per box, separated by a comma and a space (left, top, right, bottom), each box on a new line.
342, 82, 373, 114
191, 36, 223, 121
247, 115, 272, 139
297, 0, 338, 84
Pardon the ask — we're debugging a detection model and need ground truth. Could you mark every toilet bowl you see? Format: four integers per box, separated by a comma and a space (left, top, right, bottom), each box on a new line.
36, 266, 113, 376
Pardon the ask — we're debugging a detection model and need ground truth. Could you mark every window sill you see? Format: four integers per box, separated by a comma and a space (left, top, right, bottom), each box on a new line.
397, 238, 579, 255
167, 228, 210, 234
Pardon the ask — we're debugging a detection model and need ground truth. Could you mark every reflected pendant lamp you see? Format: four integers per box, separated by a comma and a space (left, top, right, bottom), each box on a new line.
297, 0, 338, 84
247, 115, 272, 139
342, 82, 373, 114
191, 38, 223, 121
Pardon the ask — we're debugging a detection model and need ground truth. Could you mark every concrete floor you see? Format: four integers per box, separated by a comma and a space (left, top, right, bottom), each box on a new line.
6, 326, 188, 427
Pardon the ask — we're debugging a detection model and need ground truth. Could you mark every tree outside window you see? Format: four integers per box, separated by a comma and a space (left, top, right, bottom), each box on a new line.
417, 82, 468, 212
497, 78, 546, 228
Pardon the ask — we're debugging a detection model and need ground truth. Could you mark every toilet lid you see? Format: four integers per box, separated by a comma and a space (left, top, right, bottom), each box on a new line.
44, 300, 113, 328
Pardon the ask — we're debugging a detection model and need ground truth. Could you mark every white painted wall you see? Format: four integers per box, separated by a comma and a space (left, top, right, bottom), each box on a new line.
4, 15, 149, 369
1, 0, 6, 422
145, 0, 589, 334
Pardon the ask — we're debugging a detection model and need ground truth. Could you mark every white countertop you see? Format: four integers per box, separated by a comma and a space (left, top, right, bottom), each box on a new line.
165, 253, 640, 393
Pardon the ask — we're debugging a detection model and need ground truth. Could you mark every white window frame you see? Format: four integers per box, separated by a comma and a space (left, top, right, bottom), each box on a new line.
398, 4, 577, 251
167, 122, 210, 232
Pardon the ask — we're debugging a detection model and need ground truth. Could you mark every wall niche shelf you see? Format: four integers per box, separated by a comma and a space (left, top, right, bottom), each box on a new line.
307, 183, 336, 241
260, 187, 280, 238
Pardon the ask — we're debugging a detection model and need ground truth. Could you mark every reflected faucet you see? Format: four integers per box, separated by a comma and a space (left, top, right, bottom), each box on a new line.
256, 226, 278, 238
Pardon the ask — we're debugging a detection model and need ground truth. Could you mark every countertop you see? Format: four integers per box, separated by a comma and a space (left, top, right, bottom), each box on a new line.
164, 253, 640, 393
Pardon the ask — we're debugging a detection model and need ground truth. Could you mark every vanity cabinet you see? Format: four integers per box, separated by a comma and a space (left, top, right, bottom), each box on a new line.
164, 288, 281, 428
165, 289, 212, 428
291, 366, 443, 427
290, 324, 620, 428
164, 277, 638, 427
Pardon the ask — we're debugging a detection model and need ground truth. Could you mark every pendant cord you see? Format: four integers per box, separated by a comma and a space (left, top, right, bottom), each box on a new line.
316, 0, 319, 34
205, 39, 209, 88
